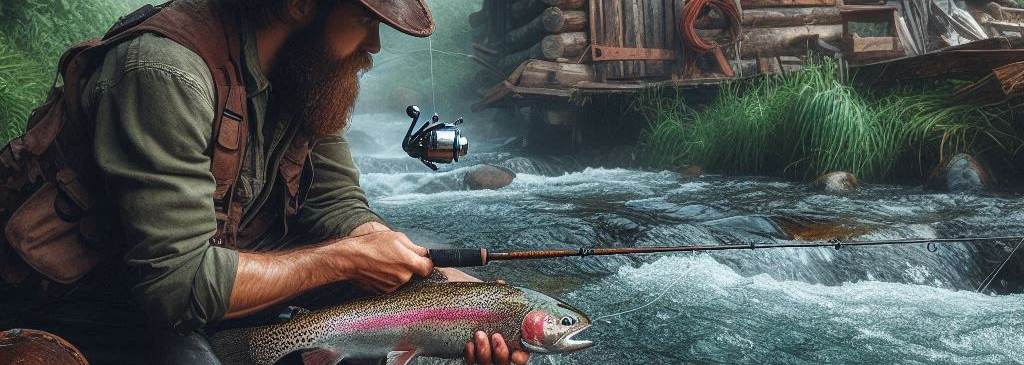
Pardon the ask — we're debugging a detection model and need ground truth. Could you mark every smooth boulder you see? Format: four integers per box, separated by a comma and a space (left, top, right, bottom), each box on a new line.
463, 164, 517, 190
809, 171, 858, 194
926, 153, 991, 193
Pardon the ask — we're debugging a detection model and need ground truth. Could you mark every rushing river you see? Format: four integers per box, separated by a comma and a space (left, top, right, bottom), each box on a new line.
345, 113, 1024, 365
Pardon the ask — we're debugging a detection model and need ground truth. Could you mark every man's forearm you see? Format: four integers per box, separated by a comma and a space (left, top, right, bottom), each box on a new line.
224, 244, 341, 319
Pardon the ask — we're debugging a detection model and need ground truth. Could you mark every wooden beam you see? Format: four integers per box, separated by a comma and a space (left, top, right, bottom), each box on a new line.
696, 25, 842, 58
696, 7, 842, 28
515, 60, 596, 87
741, 0, 836, 8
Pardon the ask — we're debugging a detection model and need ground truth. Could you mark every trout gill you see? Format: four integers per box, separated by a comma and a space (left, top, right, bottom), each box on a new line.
210, 278, 593, 365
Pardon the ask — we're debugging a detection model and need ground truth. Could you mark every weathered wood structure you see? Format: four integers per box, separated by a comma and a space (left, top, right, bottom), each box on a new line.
468, 0, 1024, 147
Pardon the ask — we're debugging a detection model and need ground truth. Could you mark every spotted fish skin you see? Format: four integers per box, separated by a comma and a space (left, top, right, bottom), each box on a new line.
211, 281, 535, 365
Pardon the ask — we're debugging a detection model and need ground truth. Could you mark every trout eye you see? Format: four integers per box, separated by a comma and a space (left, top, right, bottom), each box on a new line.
561, 316, 576, 326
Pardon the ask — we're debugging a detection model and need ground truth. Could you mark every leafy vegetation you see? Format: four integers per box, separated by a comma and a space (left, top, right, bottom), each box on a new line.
637, 57, 1023, 181
0, 0, 132, 142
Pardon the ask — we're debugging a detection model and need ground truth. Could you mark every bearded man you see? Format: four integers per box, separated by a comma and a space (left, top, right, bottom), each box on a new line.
1, 0, 528, 364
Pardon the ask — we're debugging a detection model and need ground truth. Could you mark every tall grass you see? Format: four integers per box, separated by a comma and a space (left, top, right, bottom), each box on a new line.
0, 0, 130, 142
638, 57, 1022, 181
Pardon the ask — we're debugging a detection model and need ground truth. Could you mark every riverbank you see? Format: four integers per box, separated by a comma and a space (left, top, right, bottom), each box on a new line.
636, 58, 1024, 188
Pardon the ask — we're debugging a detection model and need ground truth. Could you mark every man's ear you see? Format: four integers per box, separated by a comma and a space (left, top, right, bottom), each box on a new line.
284, 0, 318, 24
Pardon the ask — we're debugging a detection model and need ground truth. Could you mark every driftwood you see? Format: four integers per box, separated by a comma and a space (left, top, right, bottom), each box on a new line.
696, 24, 842, 58
696, 7, 842, 28
541, 32, 589, 60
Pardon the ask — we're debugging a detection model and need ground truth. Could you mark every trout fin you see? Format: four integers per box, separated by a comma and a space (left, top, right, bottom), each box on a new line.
301, 347, 345, 365
385, 349, 422, 365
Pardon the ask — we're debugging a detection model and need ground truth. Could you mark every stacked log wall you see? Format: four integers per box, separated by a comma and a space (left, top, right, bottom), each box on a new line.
470, 0, 847, 89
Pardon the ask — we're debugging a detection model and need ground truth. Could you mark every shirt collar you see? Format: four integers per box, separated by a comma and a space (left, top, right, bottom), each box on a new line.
241, 20, 271, 97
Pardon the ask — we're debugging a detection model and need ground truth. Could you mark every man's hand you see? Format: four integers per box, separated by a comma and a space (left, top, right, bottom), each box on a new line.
441, 271, 530, 365
324, 231, 434, 293
465, 332, 531, 365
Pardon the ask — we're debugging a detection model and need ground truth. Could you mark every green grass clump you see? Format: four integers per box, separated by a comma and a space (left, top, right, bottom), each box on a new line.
0, 0, 131, 143
638, 57, 1022, 181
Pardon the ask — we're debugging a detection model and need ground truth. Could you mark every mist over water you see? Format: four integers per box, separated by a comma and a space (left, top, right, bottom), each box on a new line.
345, 113, 1024, 364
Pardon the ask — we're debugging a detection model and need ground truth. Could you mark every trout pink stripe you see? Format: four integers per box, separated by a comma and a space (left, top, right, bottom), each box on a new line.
334, 308, 504, 332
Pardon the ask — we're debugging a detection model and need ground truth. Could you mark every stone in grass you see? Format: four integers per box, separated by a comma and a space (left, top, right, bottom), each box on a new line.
810, 171, 859, 194
463, 164, 517, 190
925, 153, 991, 193
676, 165, 705, 176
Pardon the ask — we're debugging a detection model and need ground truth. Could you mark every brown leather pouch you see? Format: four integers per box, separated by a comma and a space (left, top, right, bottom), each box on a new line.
3, 181, 98, 284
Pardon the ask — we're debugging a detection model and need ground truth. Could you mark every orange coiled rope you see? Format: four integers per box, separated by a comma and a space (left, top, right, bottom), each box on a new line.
680, 0, 742, 76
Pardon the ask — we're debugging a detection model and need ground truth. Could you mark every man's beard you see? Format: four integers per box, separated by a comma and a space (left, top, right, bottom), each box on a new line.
270, 24, 373, 137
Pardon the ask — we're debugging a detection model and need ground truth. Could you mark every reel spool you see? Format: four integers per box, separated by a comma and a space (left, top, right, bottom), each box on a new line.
401, 105, 469, 170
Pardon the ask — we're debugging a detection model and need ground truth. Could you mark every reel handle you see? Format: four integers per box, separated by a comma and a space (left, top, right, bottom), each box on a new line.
428, 248, 488, 267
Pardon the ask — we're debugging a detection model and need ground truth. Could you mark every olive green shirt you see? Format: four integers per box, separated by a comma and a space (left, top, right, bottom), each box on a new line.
81, 24, 383, 332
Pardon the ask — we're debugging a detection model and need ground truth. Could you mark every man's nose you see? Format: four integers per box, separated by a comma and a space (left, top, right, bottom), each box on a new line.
362, 23, 381, 54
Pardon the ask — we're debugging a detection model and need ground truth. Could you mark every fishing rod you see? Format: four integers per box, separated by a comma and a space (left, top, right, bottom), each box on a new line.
427, 236, 1024, 267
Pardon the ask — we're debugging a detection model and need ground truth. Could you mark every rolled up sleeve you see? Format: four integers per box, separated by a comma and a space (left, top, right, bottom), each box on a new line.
295, 135, 387, 240
92, 61, 236, 333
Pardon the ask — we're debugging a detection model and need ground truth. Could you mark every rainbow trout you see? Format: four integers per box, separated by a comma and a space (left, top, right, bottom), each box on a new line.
211, 276, 593, 365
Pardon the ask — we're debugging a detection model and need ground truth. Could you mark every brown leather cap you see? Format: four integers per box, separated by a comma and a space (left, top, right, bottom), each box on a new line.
357, 0, 435, 37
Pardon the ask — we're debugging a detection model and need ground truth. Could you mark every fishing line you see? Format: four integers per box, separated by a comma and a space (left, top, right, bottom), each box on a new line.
428, 36, 437, 115
593, 264, 699, 324
976, 237, 1024, 293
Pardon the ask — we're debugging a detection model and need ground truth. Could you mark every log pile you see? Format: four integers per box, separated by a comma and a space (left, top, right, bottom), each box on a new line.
471, 0, 595, 89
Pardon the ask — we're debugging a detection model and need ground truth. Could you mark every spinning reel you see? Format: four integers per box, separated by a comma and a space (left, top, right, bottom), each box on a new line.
402, 105, 469, 171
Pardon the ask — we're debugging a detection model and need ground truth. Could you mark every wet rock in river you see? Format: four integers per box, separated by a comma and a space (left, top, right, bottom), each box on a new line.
925, 153, 991, 193
809, 171, 858, 194
463, 164, 517, 190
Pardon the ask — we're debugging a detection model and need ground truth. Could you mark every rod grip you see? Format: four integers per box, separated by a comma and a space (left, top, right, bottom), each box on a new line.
428, 249, 488, 267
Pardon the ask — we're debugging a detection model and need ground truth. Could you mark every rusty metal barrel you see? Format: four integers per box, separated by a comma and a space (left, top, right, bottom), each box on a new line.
0, 329, 89, 365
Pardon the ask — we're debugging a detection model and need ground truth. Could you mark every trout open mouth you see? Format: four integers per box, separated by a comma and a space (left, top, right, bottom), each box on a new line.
554, 324, 594, 352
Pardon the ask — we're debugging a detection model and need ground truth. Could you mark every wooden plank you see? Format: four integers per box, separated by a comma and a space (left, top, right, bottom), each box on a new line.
851, 49, 1024, 87
644, 0, 665, 76
622, 0, 644, 77
516, 60, 596, 87
696, 25, 842, 58
741, 0, 836, 8
696, 7, 842, 28
674, 0, 687, 78
599, 0, 625, 79
850, 36, 900, 52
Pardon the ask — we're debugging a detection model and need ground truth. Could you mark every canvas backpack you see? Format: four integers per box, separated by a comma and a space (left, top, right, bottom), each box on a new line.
0, 0, 313, 292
